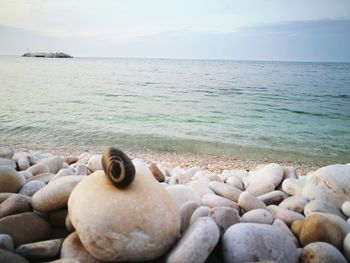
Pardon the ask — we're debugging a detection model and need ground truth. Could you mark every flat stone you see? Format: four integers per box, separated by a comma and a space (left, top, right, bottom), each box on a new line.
222, 223, 298, 263
188, 180, 214, 198
225, 175, 244, 190
0, 158, 16, 169
149, 163, 165, 182
0, 234, 14, 251
69, 169, 181, 262
166, 217, 220, 263
302, 164, 350, 208
258, 190, 288, 205
180, 201, 199, 232
0, 248, 29, 263
60, 232, 106, 263
0, 212, 50, 246
208, 181, 241, 202
209, 207, 241, 234
238, 191, 266, 211
279, 195, 309, 213
28, 156, 63, 175
167, 184, 201, 208
344, 232, 350, 262
190, 206, 211, 225
32, 176, 85, 212
268, 205, 304, 225
0, 147, 14, 159
241, 209, 273, 224
0, 166, 25, 193
18, 180, 46, 196
272, 218, 299, 247
27, 164, 50, 176
342, 201, 350, 217
299, 242, 347, 263
26, 172, 55, 184
0, 194, 31, 218
300, 212, 350, 249
86, 154, 102, 172
282, 178, 305, 195
304, 200, 346, 219
15, 239, 63, 259
201, 193, 239, 209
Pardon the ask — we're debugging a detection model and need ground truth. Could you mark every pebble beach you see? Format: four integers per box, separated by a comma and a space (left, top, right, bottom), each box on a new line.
1, 146, 350, 263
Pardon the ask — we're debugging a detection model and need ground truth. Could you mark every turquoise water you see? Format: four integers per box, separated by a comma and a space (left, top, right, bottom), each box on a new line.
0, 56, 349, 163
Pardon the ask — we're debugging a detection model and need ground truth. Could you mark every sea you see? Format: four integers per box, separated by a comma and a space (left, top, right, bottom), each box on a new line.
0, 56, 349, 164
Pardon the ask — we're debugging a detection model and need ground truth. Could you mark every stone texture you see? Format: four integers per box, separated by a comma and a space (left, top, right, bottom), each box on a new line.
208, 181, 241, 202
166, 217, 220, 263
0, 147, 14, 159
63, 156, 78, 165
27, 164, 50, 176
32, 176, 85, 212
342, 201, 350, 218
302, 164, 350, 208
167, 185, 201, 208
18, 180, 46, 196
222, 223, 298, 263
209, 207, 241, 234
0, 158, 16, 169
300, 212, 350, 249
283, 166, 299, 180
282, 178, 305, 196
190, 206, 211, 224
304, 200, 345, 219
28, 156, 63, 175
268, 205, 305, 226
241, 209, 273, 224
180, 201, 199, 232
291, 219, 304, 239
225, 175, 244, 190
0, 166, 25, 193
18, 171, 33, 180
0, 248, 29, 263
0, 194, 32, 218
201, 194, 239, 209
15, 239, 63, 259
0, 193, 14, 204
149, 163, 165, 182
86, 154, 102, 172
68, 170, 181, 262
238, 191, 267, 211
272, 218, 299, 247
188, 181, 214, 198
26, 172, 55, 184
344, 232, 350, 262
279, 195, 309, 213
0, 212, 50, 246
258, 190, 288, 205
299, 242, 347, 263
0, 234, 14, 251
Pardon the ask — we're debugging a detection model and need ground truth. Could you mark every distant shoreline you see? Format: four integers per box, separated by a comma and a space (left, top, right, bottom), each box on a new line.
22, 52, 73, 58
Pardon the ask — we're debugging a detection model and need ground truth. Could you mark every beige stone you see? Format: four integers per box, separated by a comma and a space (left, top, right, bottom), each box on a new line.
299, 242, 347, 263
268, 205, 304, 226
0, 166, 25, 193
241, 209, 273, 224
208, 181, 241, 202
201, 193, 239, 209
238, 191, 266, 211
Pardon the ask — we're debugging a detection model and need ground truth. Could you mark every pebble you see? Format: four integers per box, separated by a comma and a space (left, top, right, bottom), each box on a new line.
87, 154, 102, 172
0, 194, 31, 218
0, 166, 25, 193
15, 239, 64, 259
51, 168, 76, 182
63, 156, 78, 165
32, 176, 86, 212
0, 248, 29, 263
28, 156, 63, 175
18, 171, 33, 179
302, 164, 350, 208
344, 232, 350, 262
282, 178, 305, 195
27, 163, 50, 175
190, 206, 211, 224
258, 190, 288, 205
0, 234, 14, 251
268, 205, 305, 225
18, 180, 46, 196
291, 219, 304, 239
149, 163, 165, 182
222, 223, 298, 263
208, 181, 241, 202
0, 147, 14, 159
180, 201, 199, 232
169, 173, 190, 185
188, 181, 214, 198
304, 200, 346, 219
166, 185, 201, 208
201, 194, 239, 209
241, 209, 273, 224
68, 170, 181, 262
0, 212, 50, 246
342, 201, 350, 217
49, 209, 68, 227
279, 195, 309, 213
0, 158, 17, 169
225, 175, 244, 190
0, 193, 14, 204
238, 191, 267, 211
245, 163, 284, 196
60, 232, 106, 263
209, 207, 241, 234
74, 164, 88, 176
272, 218, 299, 247
300, 212, 350, 249
283, 166, 299, 180
166, 217, 220, 263
299, 242, 347, 263
26, 172, 55, 184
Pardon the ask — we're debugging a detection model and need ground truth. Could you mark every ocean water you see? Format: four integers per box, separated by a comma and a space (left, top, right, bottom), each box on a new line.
0, 56, 349, 164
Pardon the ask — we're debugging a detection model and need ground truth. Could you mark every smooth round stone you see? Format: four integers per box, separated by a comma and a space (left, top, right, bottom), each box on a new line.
28, 156, 63, 175
0, 147, 14, 159
169, 173, 190, 185
279, 195, 309, 213
65, 214, 75, 233
304, 200, 345, 219
201, 193, 239, 209
18, 171, 33, 179
63, 156, 78, 165
77, 152, 92, 164
283, 166, 299, 180
225, 175, 244, 190
0, 248, 29, 263
167, 184, 201, 208
291, 219, 304, 239
190, 206, 211, 224
49, 209, 68, 227
272, 218, 299, 247
0, 212, 50, 246
15, 239, 64, 259
299, 242, 347, 263
0, 234, 14, 251
342, 201, 350, 217
184, 166, 200, 179
258, 190, 288, 205
26, 172, 55, 184
166, 217, 220, 263
208, 181, 241, 202
18, 180, 46, 196
0, 194, 31, 218
222, 223, 298, 263
282, 178, 305, 196
188, 180, 214, 198
0, 166, 25, 193
61, 232, 104, 263
241, 209, 273, 224
0, 193, 14, 204
238, 191, 267, 211
344, 232, 350, 262
74, 164, 88, 176
32, 176, 85, 212
302, 164, 350, 208
133, 159, 154, 177
245, 163, 284, 196
148, 163, 165, 182
27, 163, 50, 176
0, 158, 17, 169
86, 154, 102, 172
300, 212, 350, 249
180, 201, 199, 232
17, 158, 30, 171
209, 207, 241, 234
51, 168, 76, 182
268, 205, 304, 225
69, 170, 181, 262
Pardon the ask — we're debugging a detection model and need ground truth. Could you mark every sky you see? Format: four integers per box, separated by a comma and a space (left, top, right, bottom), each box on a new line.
0, 0, 350, 61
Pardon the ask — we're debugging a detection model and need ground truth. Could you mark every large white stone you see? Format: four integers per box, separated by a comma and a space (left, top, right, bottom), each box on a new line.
86, 154, 102, 172
167, 185, 201, 208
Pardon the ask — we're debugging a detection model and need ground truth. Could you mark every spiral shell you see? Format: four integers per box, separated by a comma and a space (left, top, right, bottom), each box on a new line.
102, 147, 135, 188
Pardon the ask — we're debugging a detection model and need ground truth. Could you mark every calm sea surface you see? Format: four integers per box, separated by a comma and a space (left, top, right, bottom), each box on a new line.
0, 56, 349, 163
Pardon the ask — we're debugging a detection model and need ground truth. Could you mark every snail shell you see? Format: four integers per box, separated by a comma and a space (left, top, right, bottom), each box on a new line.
102, 147, 135, 188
